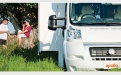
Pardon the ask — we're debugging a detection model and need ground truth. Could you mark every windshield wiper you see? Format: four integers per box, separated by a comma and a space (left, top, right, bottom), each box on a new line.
104, 22, 121, 26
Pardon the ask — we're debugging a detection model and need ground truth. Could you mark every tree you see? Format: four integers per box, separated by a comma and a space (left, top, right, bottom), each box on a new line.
0, 3, 38, 49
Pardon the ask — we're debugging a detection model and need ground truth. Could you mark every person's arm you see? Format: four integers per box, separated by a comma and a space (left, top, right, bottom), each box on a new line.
4, 25, 11, 38
0, 30, 8, 34
19, 29, 28, 34
0, 26, 8, 33
7, 31, 11, 37
23, 26, 31, 33
0, 25, 9, 34
22, 24, 25, 32
19, 26, 31, 34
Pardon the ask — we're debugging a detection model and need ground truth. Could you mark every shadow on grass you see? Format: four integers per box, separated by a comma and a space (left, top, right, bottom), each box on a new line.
10, 45, 58, 65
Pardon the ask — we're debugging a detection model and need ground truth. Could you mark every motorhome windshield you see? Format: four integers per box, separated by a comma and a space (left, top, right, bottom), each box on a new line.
70, 3, 121, 26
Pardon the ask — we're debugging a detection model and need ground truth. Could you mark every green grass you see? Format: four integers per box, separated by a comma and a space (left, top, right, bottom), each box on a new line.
108, 68, 121, 72
0, 41, 64, 71
2, 40, 121, 72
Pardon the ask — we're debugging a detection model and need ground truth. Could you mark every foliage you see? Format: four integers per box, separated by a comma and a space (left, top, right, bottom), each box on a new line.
0, 3, 38, 28
0, 42, 63, 71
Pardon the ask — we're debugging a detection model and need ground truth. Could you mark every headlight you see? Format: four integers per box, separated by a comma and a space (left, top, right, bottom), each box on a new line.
108, 48, 116, 55
67, 26, 81, 39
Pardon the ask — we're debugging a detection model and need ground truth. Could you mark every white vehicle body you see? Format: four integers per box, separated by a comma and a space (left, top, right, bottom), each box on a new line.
38, 2, 121, 71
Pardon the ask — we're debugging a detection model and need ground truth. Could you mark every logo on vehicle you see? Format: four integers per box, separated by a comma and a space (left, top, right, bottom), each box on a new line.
106, 63, 118, 68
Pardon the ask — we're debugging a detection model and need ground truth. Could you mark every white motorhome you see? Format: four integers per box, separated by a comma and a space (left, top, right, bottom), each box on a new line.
39, 2, 121, 71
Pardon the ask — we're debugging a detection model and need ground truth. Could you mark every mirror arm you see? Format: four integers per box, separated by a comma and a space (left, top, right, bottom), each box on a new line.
49, 18, 66, 20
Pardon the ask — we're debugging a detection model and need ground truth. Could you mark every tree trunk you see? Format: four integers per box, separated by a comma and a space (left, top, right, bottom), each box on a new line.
21, 28, 38, 49
7, 28, 38, 49
7, 35, 17, 45
7, 11, 20, 31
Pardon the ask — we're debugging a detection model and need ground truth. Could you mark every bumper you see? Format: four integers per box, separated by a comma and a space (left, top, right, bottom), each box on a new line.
64, 40, 121, 71
66, 58, 121, 71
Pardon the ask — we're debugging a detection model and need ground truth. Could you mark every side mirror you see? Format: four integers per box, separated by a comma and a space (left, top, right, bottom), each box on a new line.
48, 15, 66, 30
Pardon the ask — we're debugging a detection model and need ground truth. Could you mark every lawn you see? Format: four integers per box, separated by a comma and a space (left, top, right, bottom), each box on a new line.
0, 41, 64, 71
1, 40, 121, 72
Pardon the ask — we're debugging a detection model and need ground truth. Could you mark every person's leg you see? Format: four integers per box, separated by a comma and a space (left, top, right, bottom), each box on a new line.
0, 34, 7, 49
17, 30, 23, 45
2, 39, 7, 49
3, 45, 7, 49
17, 30, 22, 41
0, 39, 3, 50
18, 34, 26, 45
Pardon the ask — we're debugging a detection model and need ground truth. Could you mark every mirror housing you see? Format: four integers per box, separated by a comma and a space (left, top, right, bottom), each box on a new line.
48, 15, 66, 30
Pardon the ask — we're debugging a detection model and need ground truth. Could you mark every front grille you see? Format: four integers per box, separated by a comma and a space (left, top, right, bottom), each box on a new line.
89, 47, 121, 57
92, 58, 121, 61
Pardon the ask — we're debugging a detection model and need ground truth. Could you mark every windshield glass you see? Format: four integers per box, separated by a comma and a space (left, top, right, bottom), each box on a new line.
70, 3, 121, 26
